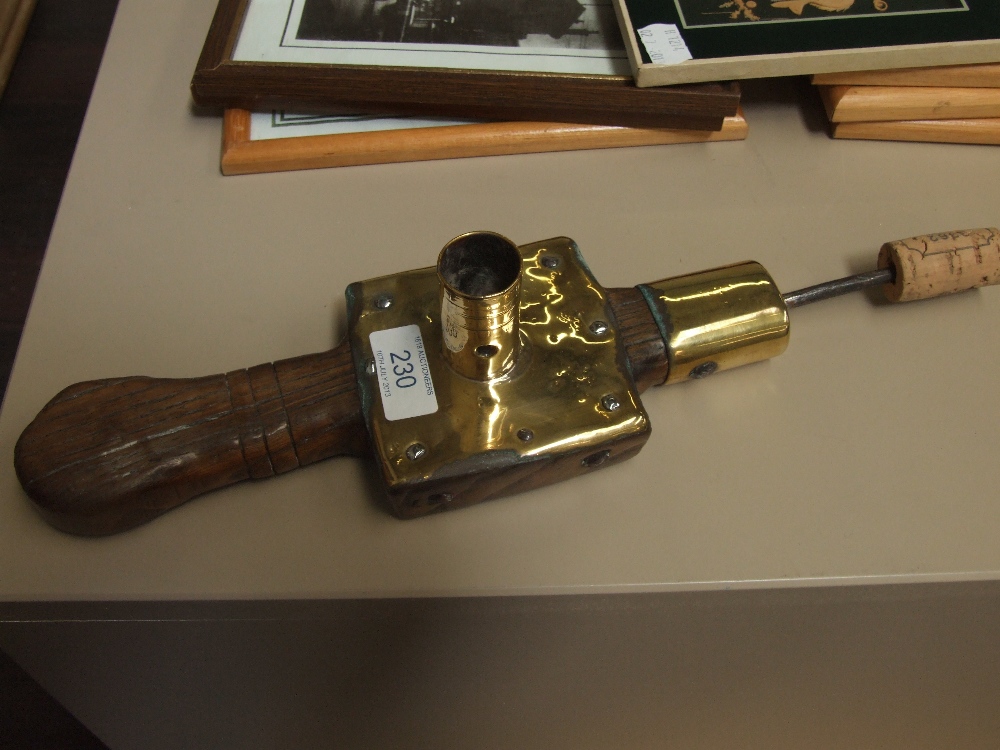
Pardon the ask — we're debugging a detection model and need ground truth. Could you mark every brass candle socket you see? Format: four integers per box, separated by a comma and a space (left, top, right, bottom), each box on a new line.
437, 231, 522, 381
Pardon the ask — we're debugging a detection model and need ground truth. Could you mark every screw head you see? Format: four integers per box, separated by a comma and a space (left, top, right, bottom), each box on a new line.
374, 294, 393, 310
364, 358, 376, 375
541, 255, 560, 269
405, 443, 427, 461
600, 394, 621, 412
516, 428, 534, 443
589, 320, 609, 337
689, 361, 719, 379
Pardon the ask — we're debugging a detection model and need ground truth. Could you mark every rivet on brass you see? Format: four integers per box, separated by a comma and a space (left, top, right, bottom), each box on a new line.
589, 320, 609, 336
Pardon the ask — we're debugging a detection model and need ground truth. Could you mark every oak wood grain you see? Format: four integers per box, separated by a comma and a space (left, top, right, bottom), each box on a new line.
606, 287, 669, 392
15, 341, 367, 535
15, 287, 669, 535
388, 430, 651, 518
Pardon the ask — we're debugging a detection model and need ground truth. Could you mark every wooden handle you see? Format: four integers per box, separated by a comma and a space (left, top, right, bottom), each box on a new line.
14, 340, 367, 535
14, 293, 665, 535
878, 228, 1000, 302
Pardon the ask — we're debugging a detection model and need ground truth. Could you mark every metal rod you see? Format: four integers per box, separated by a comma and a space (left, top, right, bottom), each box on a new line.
782, 267, 895, 309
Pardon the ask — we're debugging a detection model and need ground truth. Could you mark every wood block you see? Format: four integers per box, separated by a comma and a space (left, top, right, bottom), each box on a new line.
813, 63, 1000, 89
831, 118, 1000, 146
819, 84, 1000, 123
221, 109, 749, 176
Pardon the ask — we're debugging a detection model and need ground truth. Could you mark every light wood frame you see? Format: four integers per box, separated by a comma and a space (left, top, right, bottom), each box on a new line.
220, 108, 748, 175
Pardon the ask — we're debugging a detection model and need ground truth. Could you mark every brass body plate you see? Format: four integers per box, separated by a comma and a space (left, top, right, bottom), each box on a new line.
347, 238, 650, 517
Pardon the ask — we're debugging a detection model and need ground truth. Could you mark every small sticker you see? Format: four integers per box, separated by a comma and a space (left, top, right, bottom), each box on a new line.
369, 325, 438, 421
637, 24, 693, 66
441, 296, 469, 353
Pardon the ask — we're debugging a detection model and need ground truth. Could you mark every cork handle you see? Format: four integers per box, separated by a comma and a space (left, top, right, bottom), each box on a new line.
877, 228, 1000, 302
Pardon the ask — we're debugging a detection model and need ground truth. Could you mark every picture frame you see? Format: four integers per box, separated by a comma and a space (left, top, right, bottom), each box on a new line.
812, 62, 1000, 87
220, 107, 749, 175
818, 83, 1000, 122
613, 0, 1000, 87
191, 0, 741, 129
830, 116, 1000, 145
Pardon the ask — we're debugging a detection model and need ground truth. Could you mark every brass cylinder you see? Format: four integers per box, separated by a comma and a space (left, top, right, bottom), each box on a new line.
437, 231, 522, 381
639, 261, 790, 385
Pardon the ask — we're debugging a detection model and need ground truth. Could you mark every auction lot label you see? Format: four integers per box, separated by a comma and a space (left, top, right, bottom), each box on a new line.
369, 325, 438, 421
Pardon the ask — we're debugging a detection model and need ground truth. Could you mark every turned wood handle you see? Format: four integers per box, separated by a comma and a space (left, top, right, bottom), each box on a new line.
14, 340, 367, 535
14, 293, 664, 536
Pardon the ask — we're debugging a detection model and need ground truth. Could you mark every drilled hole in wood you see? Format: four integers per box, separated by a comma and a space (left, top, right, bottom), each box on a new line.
581, 450, 612, 468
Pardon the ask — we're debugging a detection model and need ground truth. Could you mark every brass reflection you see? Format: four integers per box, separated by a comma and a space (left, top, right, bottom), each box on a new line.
437, 232, 522, 381
347, 238, 649, 492
640, 261, 790, 384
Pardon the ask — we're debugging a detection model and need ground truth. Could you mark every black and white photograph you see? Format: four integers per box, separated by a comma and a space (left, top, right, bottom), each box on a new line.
249, 111, 472, 141
674, 0, 968, 27
296, 0, 624, 50
233, 0, 630, 75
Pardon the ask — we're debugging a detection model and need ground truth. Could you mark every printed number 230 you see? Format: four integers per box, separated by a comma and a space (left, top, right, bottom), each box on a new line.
390, 350, 416, 388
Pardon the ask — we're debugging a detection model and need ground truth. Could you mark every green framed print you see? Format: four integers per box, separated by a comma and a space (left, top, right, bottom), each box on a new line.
612, 0, 1000, 85
675, 0, 967, 27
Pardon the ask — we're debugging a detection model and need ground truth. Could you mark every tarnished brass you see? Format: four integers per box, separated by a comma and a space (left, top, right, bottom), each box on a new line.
347, 238, 650, 516
437, 232, 522, 381
639, 262, 790, 385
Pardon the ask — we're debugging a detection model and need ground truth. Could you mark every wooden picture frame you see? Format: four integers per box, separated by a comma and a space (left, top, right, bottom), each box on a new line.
818, 84, 1000, 122
191, 0, 741, 130
220, 108, 748, 175
813, 62, 1000, 88
831, 117, 1000, 145
613, 0, 1000, 87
